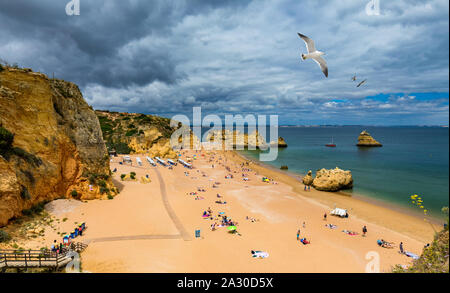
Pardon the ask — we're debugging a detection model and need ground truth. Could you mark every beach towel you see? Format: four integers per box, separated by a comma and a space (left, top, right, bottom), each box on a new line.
405, 252, 419, 260
342, 230, 358, 235
251, 251, 269, 258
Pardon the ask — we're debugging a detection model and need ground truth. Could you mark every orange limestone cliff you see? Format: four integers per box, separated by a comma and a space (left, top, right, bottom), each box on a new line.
0, 66, 116, 226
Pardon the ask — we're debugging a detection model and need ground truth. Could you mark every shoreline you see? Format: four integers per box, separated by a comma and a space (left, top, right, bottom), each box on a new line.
235, 150, 444, 225
229, 150, 440, 242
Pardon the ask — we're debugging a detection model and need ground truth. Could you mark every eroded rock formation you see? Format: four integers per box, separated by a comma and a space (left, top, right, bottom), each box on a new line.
0, 67, 116, 226
270, 137, 288, 148
357, 130, 382, 147
96, 110, 179, 159
206, 129, 286, 150
312, 167, 353, 192
302, 170, 314, 186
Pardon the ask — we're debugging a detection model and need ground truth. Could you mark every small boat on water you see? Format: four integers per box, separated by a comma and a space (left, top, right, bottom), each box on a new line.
325, 137, 336, 147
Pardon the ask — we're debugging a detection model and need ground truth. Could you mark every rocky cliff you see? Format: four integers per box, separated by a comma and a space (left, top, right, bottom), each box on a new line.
0, 66, 116, 227
206, 129, 286, 150
312, 167, 353, 192
96, 110, 178, 159
357, 130, 382, 147
270, 137, 288, 148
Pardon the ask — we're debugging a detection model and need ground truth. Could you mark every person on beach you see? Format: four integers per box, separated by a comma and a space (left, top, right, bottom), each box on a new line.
297, 229, 301, 240
304, 185, 307, 191
399, 242, 404, 254
323, 213, 327, 221
362, 226, 367, 237
51, 240, 57, 252
303, 222, 306, 229
79, 226, 83, 236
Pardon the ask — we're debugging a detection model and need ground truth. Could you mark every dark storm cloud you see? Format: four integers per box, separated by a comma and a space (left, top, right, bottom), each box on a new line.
0, 0, 448, 125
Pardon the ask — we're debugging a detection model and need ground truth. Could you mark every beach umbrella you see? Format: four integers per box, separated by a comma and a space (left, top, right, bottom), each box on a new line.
227, 226, 237, 231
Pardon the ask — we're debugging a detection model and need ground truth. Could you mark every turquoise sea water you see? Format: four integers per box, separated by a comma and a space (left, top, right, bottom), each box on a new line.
238, 126, 449, 220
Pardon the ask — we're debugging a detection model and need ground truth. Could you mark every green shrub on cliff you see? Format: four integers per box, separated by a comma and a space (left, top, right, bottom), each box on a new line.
22, 201, 48, 216
12, 147, 42, 166
0, 126, 14, 156
20, 186, 31, 200
125, 129, 138, 137
100, 187, 109, 194
106, 141, 133, 154
98, 180, 107, 188
0, 230, 11, 243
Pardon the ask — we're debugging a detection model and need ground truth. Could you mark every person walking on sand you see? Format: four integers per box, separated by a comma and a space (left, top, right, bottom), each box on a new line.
297, 229, 301, 240
399, 242, 404, 254
323, 213, 327, 221
362, 225, 367, 237
304, 185, 307, 191
303, 221, 306, 229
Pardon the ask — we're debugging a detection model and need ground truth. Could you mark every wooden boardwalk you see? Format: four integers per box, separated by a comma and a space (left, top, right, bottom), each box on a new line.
0, 242, 87, 270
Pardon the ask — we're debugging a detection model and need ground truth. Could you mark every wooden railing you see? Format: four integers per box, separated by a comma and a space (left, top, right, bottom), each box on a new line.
0, 242, 88, 269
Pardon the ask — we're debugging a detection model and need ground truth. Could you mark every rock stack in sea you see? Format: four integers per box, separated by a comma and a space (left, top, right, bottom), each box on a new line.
270, 137, 288, 148
356, 130, 382, 147
311, 167, 353, 192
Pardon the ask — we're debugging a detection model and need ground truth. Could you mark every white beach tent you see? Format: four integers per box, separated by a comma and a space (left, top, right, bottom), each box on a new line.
330, 208, 348, 217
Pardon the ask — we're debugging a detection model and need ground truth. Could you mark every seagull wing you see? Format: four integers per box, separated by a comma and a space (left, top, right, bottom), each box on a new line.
297, 33, 316, 53
312, 56, 328, 78
356, 79, 367, 87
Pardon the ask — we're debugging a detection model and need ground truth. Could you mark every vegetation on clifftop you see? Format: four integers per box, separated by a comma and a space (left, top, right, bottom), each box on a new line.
393, 207, 449, 273
95, 110, 177, 155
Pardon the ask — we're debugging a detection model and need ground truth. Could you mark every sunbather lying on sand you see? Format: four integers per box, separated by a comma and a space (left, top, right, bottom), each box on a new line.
325, 224, 337, 229
377, 239, 394, 248
300, 238, 310, 245
342, 230, 358, 235
251, 250, 269, 258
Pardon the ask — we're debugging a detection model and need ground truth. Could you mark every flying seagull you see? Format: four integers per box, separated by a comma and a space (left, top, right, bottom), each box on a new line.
297, 33, 328, 78
356, 79, 367, 87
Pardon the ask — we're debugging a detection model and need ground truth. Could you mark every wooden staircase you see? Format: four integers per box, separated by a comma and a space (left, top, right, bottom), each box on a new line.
0, 242, 88, 270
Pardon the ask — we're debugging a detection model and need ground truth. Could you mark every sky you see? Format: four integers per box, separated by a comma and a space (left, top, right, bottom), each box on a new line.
0, 0, 448, 125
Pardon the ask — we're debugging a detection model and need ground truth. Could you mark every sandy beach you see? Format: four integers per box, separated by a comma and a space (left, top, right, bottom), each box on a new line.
9, 149, 438, 273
